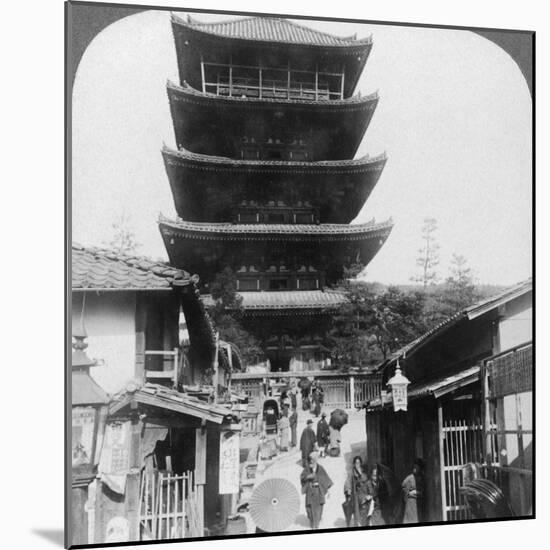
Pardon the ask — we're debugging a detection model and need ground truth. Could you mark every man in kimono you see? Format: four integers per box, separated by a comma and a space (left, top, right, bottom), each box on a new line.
300, 452, 333, 529
300, 419, 317, 467
289, 407, 298, 448
316, 412, 330, 458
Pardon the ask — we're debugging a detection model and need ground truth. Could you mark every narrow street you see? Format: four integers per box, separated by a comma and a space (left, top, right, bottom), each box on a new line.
251, 408, 367, 532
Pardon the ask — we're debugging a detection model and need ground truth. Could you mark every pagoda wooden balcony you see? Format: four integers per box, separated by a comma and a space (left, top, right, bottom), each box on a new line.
201, 61, 345, 100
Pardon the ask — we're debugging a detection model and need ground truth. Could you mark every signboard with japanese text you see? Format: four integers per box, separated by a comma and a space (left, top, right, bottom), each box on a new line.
219, 430, 240, 494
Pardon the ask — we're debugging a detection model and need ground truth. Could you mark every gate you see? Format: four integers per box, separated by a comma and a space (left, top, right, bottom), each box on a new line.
440, 416, 484, 520
139, 470, 202, 540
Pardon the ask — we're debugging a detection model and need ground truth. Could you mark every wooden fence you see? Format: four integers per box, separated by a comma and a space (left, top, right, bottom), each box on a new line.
233, 374, 381, 410
139, 470, 202, 540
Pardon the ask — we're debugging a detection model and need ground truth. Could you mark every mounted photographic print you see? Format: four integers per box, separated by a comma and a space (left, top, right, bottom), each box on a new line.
66, 1, 534, 547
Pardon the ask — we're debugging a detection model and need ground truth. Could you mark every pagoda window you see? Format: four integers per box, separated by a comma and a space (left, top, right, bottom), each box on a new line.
237, 278, 259, 291
297, 278, 318, 291
237, 211, 258, 223
269, 278, 288, 291
241, 147, 259, 160
295, 212, 314, 224
267, 212, 285, 223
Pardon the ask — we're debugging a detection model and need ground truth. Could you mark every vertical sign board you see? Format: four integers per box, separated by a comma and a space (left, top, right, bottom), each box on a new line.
219, 431, 240, 495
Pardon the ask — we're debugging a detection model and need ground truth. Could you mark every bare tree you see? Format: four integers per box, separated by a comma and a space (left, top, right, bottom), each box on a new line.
412, 217, 440, 289
103, 213, 141, 255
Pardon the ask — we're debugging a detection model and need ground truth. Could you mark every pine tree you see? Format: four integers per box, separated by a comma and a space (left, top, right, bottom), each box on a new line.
412, 217, 440, 288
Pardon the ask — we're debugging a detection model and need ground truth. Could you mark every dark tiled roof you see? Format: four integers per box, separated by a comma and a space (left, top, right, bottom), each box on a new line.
203, 290, 347, 311
173, 14, 372, 47
376, 279, 532, 372
159, 215, 394, 240
162, 145, 387, 171
167, 80, 377, 108
72, 243, 192, 291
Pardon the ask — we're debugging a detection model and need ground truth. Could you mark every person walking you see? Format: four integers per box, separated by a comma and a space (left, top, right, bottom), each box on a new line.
300, 452, 333, 529
344, 456, 370, 527
366, 464, 387, 526
401, 458, 424, 524
289, 407, 298, 448
316, 412, 330, 458
311, 384, 321, 417
278, 409, 290, 452
300, 419, 317, 468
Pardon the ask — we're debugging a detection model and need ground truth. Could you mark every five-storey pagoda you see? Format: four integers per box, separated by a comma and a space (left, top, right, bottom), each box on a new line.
159, 14, 393, 373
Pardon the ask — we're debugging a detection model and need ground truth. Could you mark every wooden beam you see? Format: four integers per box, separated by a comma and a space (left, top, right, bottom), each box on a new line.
195, 427, 207, 534
437, 401, 447, 521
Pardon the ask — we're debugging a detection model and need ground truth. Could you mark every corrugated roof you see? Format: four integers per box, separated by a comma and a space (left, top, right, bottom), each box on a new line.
159, 215, 393, 239
72, 243, 192, 291
109, 383, 235, 425
174, 14, 372, 47
163, 145, 386, 170
203, 290, 347, 311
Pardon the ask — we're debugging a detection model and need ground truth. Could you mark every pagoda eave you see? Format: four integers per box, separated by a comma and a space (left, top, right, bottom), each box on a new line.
167, 82, 377, 160
158, 216, 393, 242
162, 146, 387, 223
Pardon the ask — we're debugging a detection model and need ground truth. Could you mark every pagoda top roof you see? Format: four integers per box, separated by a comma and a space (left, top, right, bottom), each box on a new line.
159, 215, 393, 239
172, 13, 372, 48
163, 145, 387, 171
203, 289, 348, 311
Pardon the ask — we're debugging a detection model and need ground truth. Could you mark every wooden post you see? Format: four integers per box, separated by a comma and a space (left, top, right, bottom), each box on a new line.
437, 401, 447, 521
315, 63, 319, 100
349, 376, 355, 409
127, 408, 142, 541
195, 426, 207, 535
173, 347, 179, 388
200, 55, 206, 93
287, 62, 291, 99
340, 63, 345, 99
229, 59, 233, 97
213, 332, 219, 402
259, 63, 262, 98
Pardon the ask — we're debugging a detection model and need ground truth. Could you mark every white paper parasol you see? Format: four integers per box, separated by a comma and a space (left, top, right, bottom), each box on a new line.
250, 478, 300, 532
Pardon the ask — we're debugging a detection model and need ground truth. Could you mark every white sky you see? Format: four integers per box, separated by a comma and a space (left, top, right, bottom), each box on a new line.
72, 10, 532, 286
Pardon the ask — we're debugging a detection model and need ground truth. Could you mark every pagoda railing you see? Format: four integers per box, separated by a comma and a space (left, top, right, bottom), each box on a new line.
202, 61, 345, 100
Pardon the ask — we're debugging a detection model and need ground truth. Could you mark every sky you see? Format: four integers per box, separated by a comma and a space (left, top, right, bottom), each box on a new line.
72, 10, 532, 286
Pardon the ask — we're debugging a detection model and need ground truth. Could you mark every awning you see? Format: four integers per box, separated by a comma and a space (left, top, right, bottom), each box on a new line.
109, 383, 236, 425
366, 365, 480, 410
408, 365, 480, 400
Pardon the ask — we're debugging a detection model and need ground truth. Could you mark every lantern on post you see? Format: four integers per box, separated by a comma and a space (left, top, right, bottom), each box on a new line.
387, 359, 410, 412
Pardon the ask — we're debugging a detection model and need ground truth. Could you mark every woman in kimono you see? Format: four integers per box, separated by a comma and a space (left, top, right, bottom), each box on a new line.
366, 465, 387, 526
278, 409, 290, 452
401, 458, 424, 523
311, 386, 322, 417
300, 452, 333, 529
344, 456, 370, 526
289, 407, 298, 448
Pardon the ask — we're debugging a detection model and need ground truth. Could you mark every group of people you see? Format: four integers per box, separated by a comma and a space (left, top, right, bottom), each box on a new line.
299, 451, 425, 530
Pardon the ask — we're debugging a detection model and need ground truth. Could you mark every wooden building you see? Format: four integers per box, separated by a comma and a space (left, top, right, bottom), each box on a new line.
365, 280, 532, 522
70, 244, 240, 544
159, 14, 393, 374
71, 243, 215, 392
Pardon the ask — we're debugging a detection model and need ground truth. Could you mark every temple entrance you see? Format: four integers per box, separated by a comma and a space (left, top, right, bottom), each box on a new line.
270, 356, 290, 372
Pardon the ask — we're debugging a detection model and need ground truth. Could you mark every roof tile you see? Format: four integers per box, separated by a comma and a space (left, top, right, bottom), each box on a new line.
72, 243, 192, 291
174, 14, 372, 47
